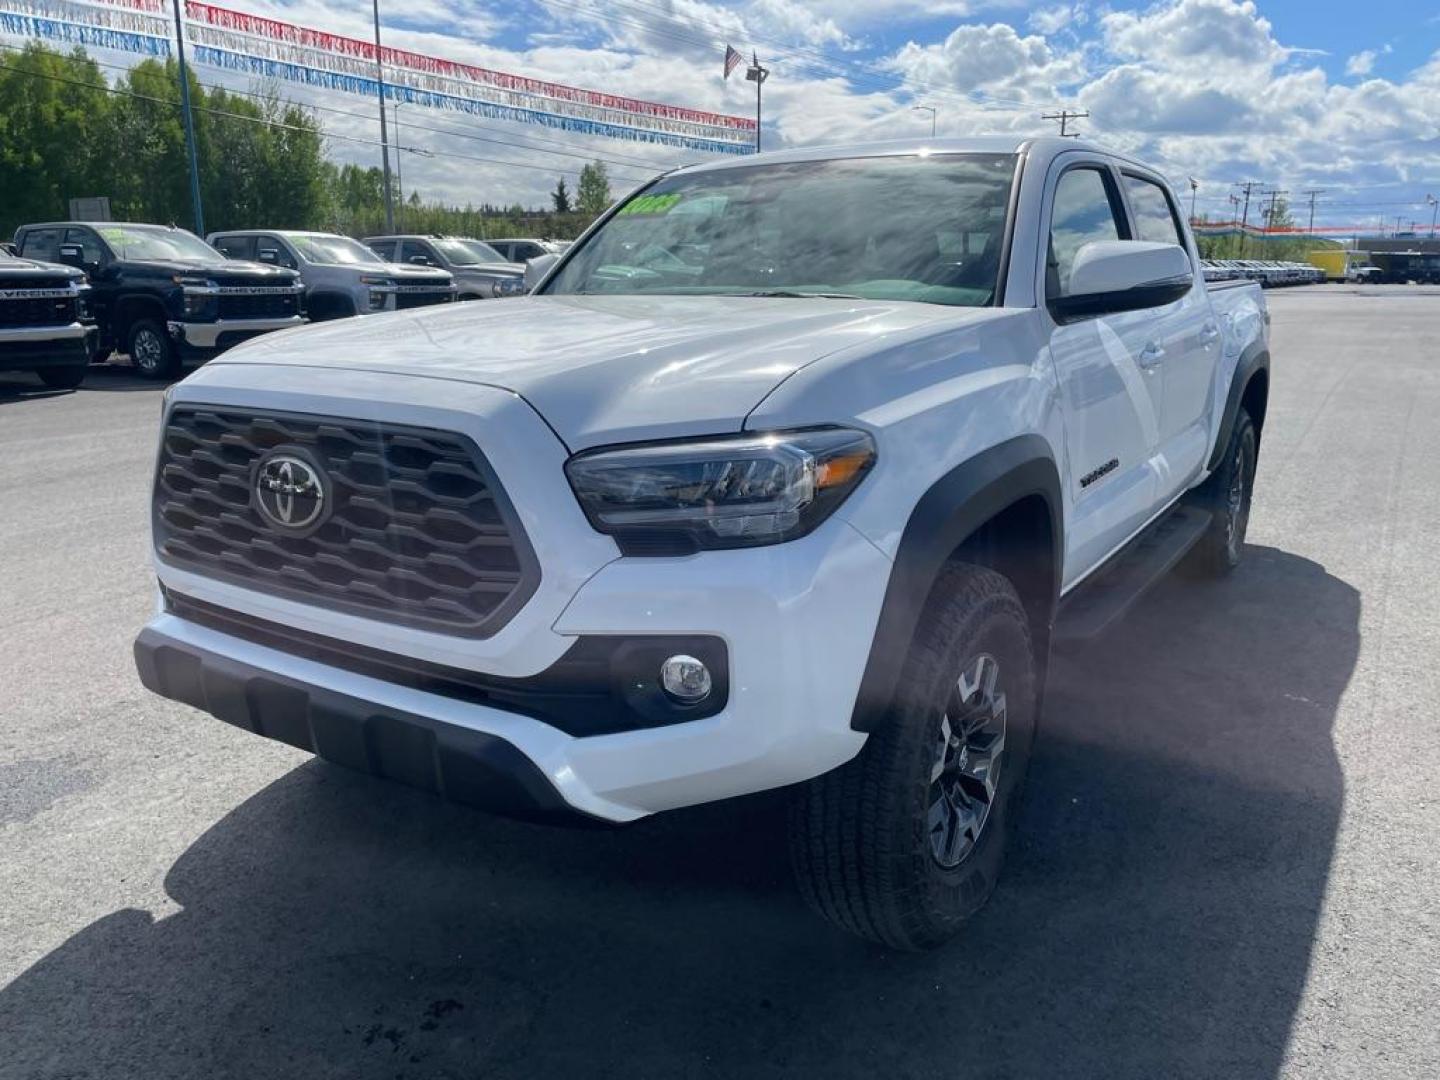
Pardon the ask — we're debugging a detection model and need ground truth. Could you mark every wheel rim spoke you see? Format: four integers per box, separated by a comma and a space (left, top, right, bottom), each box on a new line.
927, 652, 1008, 869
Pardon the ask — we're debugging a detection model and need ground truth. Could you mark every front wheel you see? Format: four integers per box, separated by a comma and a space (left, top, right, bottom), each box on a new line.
128, 318, 180, 380
789, 563, 1038, 950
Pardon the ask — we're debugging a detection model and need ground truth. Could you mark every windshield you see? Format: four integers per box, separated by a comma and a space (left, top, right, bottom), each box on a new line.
544, 153, 1018, 306
99, 225, 220, 262
436, 239, 505, 265
289, 234, 381, 265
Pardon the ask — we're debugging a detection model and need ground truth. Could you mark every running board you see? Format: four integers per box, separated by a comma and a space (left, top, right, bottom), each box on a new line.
1054, 505, 1213, 643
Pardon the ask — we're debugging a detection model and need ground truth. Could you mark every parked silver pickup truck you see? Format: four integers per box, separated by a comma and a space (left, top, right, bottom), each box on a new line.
209, 230, 457, 320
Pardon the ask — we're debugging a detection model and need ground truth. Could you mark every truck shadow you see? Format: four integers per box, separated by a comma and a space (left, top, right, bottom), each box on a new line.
1, 546, 1356, 1080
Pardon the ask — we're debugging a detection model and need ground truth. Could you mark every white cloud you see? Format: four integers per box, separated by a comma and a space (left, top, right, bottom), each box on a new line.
1345, 50, 1377, 77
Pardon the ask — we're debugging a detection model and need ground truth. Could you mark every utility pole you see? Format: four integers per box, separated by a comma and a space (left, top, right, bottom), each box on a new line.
1235, 181, 1261, 259
392, 102, 404, 229
1188, 177, 1199, 223
373, 0, 395, 232
912, 104, 937, 137
171, 0, 204, 235
1302, 189, 1326, 236
1428, 195, 1438, 239
1228, 194, 1242, 258
1041, 109, 1089, 137
745, 54, 768, 154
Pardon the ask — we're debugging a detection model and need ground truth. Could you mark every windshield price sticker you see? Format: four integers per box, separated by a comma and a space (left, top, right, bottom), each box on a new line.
619, 194, 683, 216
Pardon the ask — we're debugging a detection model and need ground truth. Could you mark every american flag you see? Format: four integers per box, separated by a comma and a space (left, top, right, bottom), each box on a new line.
724, 44, 743, 80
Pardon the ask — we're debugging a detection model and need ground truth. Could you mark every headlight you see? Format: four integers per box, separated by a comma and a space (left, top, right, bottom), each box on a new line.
565, 427, 876, 553
175, 276, 217, 318
497, 276, 524, 296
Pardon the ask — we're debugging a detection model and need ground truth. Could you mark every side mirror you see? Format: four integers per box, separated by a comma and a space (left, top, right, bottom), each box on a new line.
408, 254, 431, 266
1051, 241, 1193, 322
524, 252, 559, 290
57, 243, 87, 268
257, 248, 279, 264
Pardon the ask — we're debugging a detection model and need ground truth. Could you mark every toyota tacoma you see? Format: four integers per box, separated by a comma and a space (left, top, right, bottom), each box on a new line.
135, 138, 1270, 949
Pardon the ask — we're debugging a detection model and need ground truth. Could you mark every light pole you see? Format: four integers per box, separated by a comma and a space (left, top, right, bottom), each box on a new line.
912, 104, 937, 138
745, 54, 768, 154
171, 0, 204, 235
1428, 195, 1438, 239
1188, 177, 1198, 223
372, 0, 395, 232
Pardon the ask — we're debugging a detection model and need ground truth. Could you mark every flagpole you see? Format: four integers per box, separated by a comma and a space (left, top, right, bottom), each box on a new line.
745, 53, 768, 154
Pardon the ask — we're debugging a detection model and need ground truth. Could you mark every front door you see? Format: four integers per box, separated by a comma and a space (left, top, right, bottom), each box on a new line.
1044, 161, 1168, 588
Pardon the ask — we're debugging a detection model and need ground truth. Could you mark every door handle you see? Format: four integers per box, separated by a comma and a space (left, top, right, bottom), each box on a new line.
1199, 323, 1221, 346
1138, 342, 1166, 369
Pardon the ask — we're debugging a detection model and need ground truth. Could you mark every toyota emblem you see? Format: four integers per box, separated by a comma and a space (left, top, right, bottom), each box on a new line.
254, 452, 327, 532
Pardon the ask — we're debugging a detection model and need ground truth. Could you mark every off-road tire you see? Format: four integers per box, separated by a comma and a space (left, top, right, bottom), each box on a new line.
1183, 408, 1257, 577
789, 563, 1038, 951
128, 318, 180, 380
37, 365, 86, 390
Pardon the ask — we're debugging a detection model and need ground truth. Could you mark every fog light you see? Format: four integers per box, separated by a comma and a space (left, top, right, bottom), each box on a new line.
660, 654, 711, 704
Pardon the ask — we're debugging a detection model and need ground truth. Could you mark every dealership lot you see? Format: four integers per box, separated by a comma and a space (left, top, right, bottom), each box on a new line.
2, 286, 1438, 1078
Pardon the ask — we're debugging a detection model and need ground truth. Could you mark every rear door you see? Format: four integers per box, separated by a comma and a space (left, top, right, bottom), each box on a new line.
1043, 158, 1166, 587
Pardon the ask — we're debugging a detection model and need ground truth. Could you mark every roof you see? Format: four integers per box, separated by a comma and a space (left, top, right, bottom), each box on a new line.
19, 221, 185, 231
672, 135, 1116, 177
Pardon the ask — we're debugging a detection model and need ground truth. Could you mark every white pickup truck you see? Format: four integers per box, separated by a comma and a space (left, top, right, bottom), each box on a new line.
135, 137, 1269, 949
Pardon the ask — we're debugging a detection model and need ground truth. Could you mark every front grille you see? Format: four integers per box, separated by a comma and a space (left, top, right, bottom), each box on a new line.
154, 407, 539, 637
395, 290, 452, 310
217, 292, 298, 320
0, 293, 76, 328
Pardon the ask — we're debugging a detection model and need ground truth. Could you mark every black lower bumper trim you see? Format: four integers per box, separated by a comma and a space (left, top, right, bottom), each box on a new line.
134, 627, 606, 826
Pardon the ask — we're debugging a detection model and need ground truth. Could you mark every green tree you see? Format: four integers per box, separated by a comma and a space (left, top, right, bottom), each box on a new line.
577, 161, 611, 217
551, 176, 572, 213
0, 43, 116, 236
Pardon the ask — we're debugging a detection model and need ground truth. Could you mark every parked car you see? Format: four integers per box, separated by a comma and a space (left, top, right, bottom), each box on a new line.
0, 241, 18, 256
209, 230, 457, 320
13, 222, 304, 379
362, 235, 524, 299
136, 137, 1271, 949
0, 251, 97, 389
484, 237, 565, 263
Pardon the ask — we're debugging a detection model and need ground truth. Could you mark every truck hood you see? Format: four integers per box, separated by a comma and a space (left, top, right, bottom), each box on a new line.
453, 262, 525, 279
0, 255, 85, 283
213, 293, 1006, 448
119, 257, 300, 284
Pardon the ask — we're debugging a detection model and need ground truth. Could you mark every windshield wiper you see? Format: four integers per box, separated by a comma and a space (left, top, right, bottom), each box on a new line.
744, 289, 864, 300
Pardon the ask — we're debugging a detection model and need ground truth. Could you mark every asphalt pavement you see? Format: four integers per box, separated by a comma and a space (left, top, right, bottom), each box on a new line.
2, 286, 1437, 1079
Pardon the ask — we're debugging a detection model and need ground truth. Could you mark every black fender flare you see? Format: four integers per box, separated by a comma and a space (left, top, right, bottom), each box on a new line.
1207, 341, 1269, 471
850, 435, 1063, 733
307, 289, 357, 320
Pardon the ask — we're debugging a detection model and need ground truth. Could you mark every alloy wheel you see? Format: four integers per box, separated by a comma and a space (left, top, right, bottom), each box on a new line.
132, 329, 164, 374
928, 653, 1007, 869
1225, 439, 1252, 559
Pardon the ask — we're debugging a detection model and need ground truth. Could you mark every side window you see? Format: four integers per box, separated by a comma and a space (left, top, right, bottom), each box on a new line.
489, 242, 512, 260
400, 240, 437, 266
1123, 174, 1186, 249
63, 227, 105, 264
20, 227, 62, 261
258, 235, 296, 268
514, 242, 542, 261
213, 235, 255, 260
1047, 168, 1125, 298
366, 240, 394, 260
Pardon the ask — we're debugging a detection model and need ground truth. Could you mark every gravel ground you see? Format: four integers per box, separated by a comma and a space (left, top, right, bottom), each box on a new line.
1, 285, 1437, 1079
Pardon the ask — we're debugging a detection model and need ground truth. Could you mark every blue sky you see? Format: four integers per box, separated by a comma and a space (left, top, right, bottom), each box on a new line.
4, 0, 1437, 227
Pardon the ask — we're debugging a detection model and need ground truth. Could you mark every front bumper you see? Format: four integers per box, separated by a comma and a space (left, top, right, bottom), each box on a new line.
141, 364, 892, 822
0, 322, 97, 368
169, 315, 306, 353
